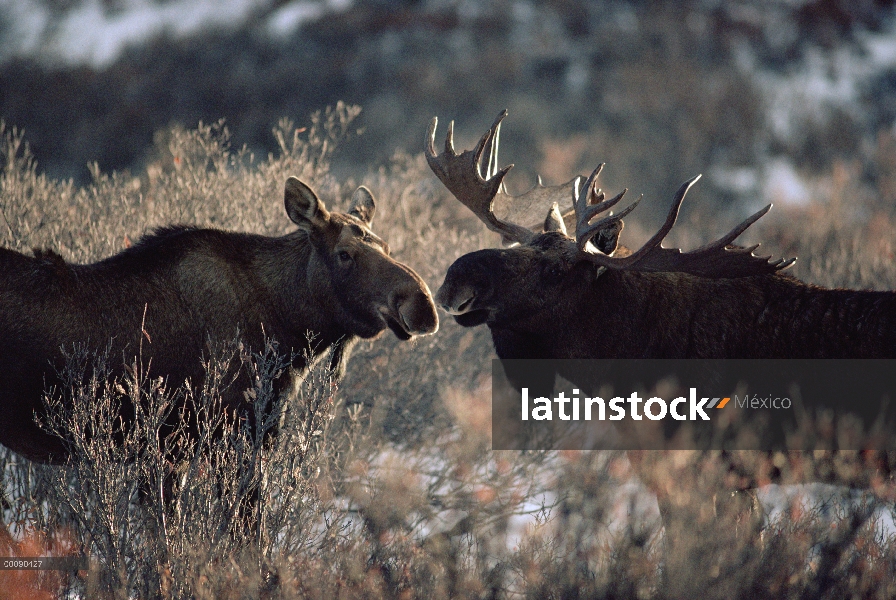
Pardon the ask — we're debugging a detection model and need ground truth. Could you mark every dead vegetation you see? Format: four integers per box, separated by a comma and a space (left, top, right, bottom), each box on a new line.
1, 105, 895, 598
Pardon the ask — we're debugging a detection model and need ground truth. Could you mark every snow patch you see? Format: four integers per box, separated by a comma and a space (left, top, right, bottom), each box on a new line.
763, 158, 811, 207
748, 18, 896, 143
267, 0, 353, 38
758, 483, 895, 538
709, 165, 759, 195
0, 0, 352, 69
0, 0, 265, 68
0, 0, 52, 60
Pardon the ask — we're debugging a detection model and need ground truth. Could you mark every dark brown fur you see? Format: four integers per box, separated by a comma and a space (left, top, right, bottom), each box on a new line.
429, 111, 895, 592
437, 230, 896, 492
437, 232, 896, 360
0, 178, 438, 463
438, 221, 896, 594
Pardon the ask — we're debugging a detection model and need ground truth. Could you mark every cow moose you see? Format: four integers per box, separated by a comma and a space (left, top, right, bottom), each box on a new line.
427, 111, 896, 594
0, 177, 438, 464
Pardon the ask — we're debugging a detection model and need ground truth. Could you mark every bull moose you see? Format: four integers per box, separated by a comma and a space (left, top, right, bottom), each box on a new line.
427, 112, 896, 594
427, 111, 896, 453
429, 112, 896, 362
0, 177, 438, 464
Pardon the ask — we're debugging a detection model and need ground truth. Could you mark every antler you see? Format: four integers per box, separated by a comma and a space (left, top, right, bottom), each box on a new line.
427, 111, 794, 279
426, 110, 577, 245
571, 166, 797, 278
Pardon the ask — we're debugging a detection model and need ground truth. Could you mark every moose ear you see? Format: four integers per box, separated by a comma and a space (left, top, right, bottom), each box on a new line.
543, 203, 568, 235
348, 186, 376, 225
285, 177, 330, 231
592, 220, 623, 255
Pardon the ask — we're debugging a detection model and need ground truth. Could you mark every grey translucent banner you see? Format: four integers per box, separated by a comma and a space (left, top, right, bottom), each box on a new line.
492, 359, 896, 450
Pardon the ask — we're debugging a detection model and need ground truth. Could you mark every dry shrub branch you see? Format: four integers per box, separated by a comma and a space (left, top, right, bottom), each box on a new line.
0, 105, 895, 598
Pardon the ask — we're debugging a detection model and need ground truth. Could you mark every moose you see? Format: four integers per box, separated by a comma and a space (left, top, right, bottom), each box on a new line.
427, 110, 896, 452
0, 177, 438, 464
429, 113, 895, 362
427, 112, 896, 594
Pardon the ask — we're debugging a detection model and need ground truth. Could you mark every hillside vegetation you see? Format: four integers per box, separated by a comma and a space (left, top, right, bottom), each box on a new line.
1, 104, 896, 598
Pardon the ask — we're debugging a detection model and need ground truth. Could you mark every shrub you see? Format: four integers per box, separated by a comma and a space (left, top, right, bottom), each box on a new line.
1, 105, 895, 598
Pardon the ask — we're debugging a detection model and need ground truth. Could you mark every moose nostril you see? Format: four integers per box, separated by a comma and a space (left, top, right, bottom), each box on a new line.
397, 306, 411, 331
435, 284, 474, 315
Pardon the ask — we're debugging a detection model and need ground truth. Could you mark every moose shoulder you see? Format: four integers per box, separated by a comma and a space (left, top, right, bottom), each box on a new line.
428, 112, 896, 361
0, 177, 438, 463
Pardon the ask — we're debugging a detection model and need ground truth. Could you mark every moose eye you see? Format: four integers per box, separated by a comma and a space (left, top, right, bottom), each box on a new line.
337, 250, 353, 265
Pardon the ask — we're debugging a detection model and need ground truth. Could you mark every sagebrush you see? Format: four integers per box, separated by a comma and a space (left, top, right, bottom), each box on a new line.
1, 105, 896, 599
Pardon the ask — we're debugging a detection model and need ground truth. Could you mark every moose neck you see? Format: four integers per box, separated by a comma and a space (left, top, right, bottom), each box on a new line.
490, 269, 896, 360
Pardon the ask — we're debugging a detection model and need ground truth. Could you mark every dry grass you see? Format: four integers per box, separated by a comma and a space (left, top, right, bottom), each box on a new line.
1, 105, 896, 598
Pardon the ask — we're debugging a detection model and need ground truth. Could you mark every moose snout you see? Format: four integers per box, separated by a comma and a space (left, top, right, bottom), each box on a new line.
435, 283, 475, 315
389, 288, 439, 336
